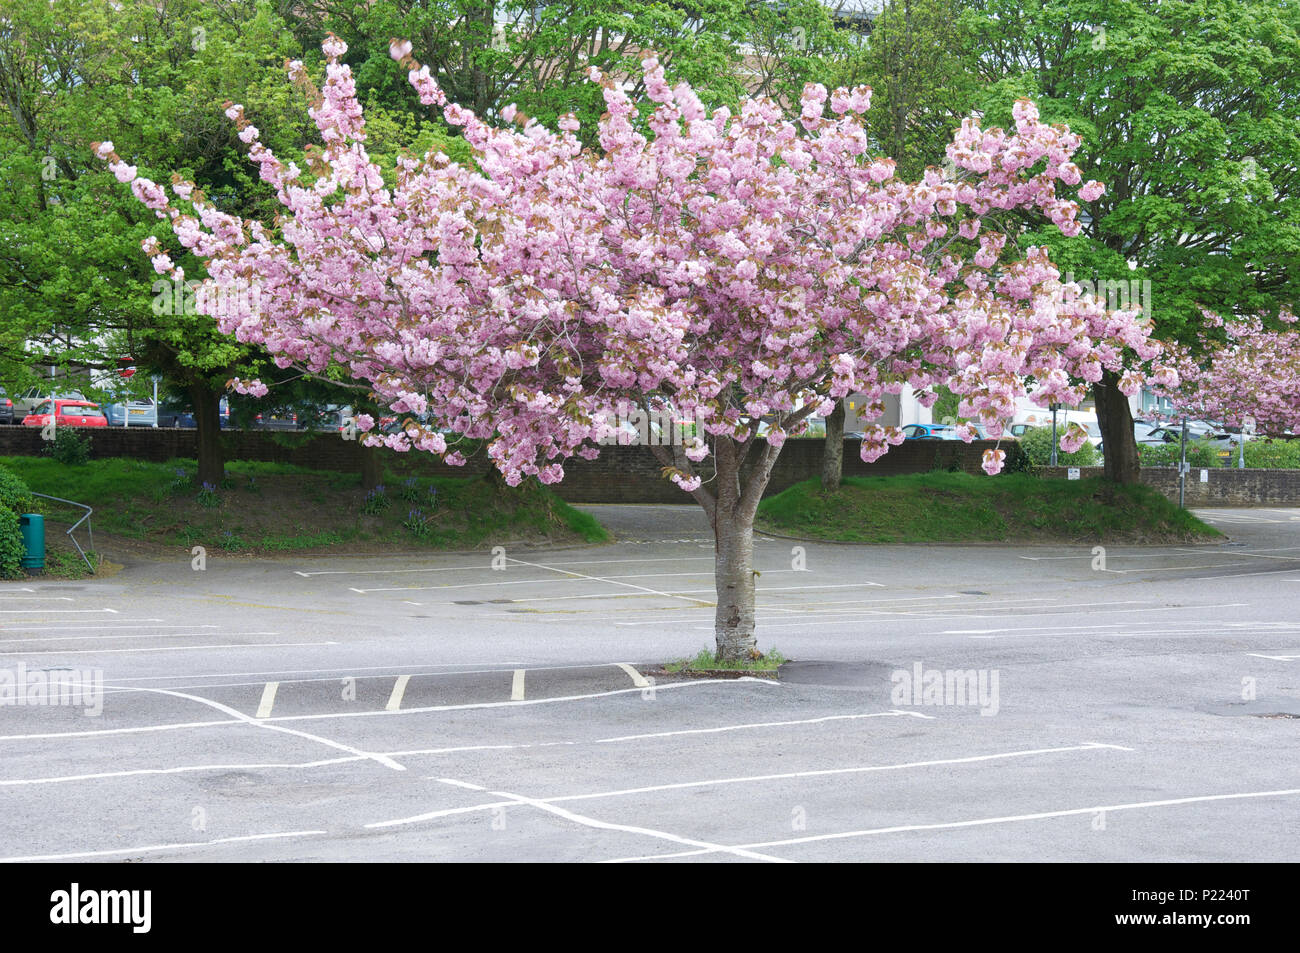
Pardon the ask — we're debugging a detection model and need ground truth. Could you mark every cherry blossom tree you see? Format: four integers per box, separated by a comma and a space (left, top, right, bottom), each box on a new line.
96, 37, 1164, 661
1162, 310, 1300, 435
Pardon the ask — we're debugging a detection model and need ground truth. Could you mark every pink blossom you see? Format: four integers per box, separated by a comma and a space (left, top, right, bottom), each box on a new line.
1059, 424, 1089, 454
981, 449, 1006, 475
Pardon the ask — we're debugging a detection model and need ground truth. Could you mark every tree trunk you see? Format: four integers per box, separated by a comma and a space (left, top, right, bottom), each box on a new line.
360, 445, 382, 491
712, 437, 786, 662
821, 399, 845, 491
1092, 369, 1139, 484
190, 383, 224, 486
714, 498, 757, 660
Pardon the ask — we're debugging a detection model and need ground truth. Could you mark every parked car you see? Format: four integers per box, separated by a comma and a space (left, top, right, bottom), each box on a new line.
22, 399, 108, 428
103, 399, 158, 427
12, 387, 87, 418
252, 411, 299, 430
156, 396, 229, 428
0, 388, 14, 425
901, 423, 990, 440
156, 398, 195, 428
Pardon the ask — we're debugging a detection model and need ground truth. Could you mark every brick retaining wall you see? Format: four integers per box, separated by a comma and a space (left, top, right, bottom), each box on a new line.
0, 425, 1020, 503
1039, 465, 1300, 506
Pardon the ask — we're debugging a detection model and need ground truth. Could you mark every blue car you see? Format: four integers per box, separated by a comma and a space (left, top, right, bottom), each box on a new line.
902, 423, 989, 440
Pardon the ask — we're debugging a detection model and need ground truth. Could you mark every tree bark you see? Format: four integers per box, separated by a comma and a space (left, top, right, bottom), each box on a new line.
821, 399, 845, 491
1092, 369, 1140, 484
360, 444, 382, 491
190, 383, 224, 486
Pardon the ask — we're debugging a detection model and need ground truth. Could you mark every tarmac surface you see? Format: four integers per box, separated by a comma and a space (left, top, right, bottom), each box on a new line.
0, 503, 1297, 862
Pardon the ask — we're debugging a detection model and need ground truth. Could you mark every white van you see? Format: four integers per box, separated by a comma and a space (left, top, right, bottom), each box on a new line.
1012, 401, 1102, 446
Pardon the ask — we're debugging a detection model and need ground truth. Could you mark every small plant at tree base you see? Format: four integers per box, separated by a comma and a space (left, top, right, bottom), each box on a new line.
361, 484, 391, 515
43, 428, 92, 466
666, 648, 788, 673
196, 482, 221, 508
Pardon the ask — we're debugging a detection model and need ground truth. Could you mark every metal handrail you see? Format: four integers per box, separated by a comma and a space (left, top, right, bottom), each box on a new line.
30, 492, 95, 573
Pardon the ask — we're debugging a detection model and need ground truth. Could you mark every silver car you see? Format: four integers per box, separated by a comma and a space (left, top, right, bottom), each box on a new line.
103, 399, 158, 427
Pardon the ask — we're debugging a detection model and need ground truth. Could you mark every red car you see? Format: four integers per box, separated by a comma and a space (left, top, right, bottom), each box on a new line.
22, 399, 108, 428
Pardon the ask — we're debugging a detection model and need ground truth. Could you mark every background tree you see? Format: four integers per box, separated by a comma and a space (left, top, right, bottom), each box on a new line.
964, 0, 1300, 482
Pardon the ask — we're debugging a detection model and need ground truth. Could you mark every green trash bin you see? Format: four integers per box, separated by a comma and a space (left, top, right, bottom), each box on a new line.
19, 513, 45, 571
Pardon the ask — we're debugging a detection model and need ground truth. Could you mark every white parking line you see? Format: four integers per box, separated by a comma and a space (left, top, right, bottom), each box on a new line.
1245, 653, 1300, 661
0, 622, 184, 631
0, 710, 925, 786
0, 630, 274, 645
348, 568, 772, 594
386, 675, 411, 711
511, 669, 525, 701
0, 757, 364, 788
381, 710, 931, 758
0, 829, 330, 863
0, 639, 326, 656
368, 743, 1128, 843
542, 742, 1132, 804
614, 663, 649, 688
98, 661, 628, 695
106, 683, 405, 772
503, 555, 711, 606
111, 661, 529, 682
255, 682, 278, 719
0, 608, 117, 615
422, 778, 792, 864
606, 787, 1300, 862
294, 556, 721, 577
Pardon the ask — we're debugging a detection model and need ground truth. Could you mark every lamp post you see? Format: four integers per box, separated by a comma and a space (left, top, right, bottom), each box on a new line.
1178, 416, 1189, 508
1049, 402, 1060, 468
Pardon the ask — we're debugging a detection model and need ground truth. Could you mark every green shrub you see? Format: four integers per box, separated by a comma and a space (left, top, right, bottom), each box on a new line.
42, 428, 92, 465
0, 464, 34, 579
1018, 426, 1100, 467
1138, 440, 1220, 468
1243, 438, 1300, 469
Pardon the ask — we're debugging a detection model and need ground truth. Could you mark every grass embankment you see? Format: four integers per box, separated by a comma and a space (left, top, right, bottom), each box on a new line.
0, 457, 608, 556
756, 473, 1222, 544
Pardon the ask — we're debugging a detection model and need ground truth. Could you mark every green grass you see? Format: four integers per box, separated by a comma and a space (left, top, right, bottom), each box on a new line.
0, 456, 609, 555
665, 648, 788, 673
757, 472, 1221, 544
41, 548, 100, 579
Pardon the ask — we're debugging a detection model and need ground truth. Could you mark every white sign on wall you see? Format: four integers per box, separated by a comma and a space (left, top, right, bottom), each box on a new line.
1067, 467, 1080, 480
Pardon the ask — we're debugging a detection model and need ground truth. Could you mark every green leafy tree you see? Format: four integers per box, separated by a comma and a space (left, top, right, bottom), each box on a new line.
965, 0, 1300, 483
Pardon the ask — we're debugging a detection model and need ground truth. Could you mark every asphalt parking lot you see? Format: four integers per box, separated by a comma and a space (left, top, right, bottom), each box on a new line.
0, 503, 1297, 862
